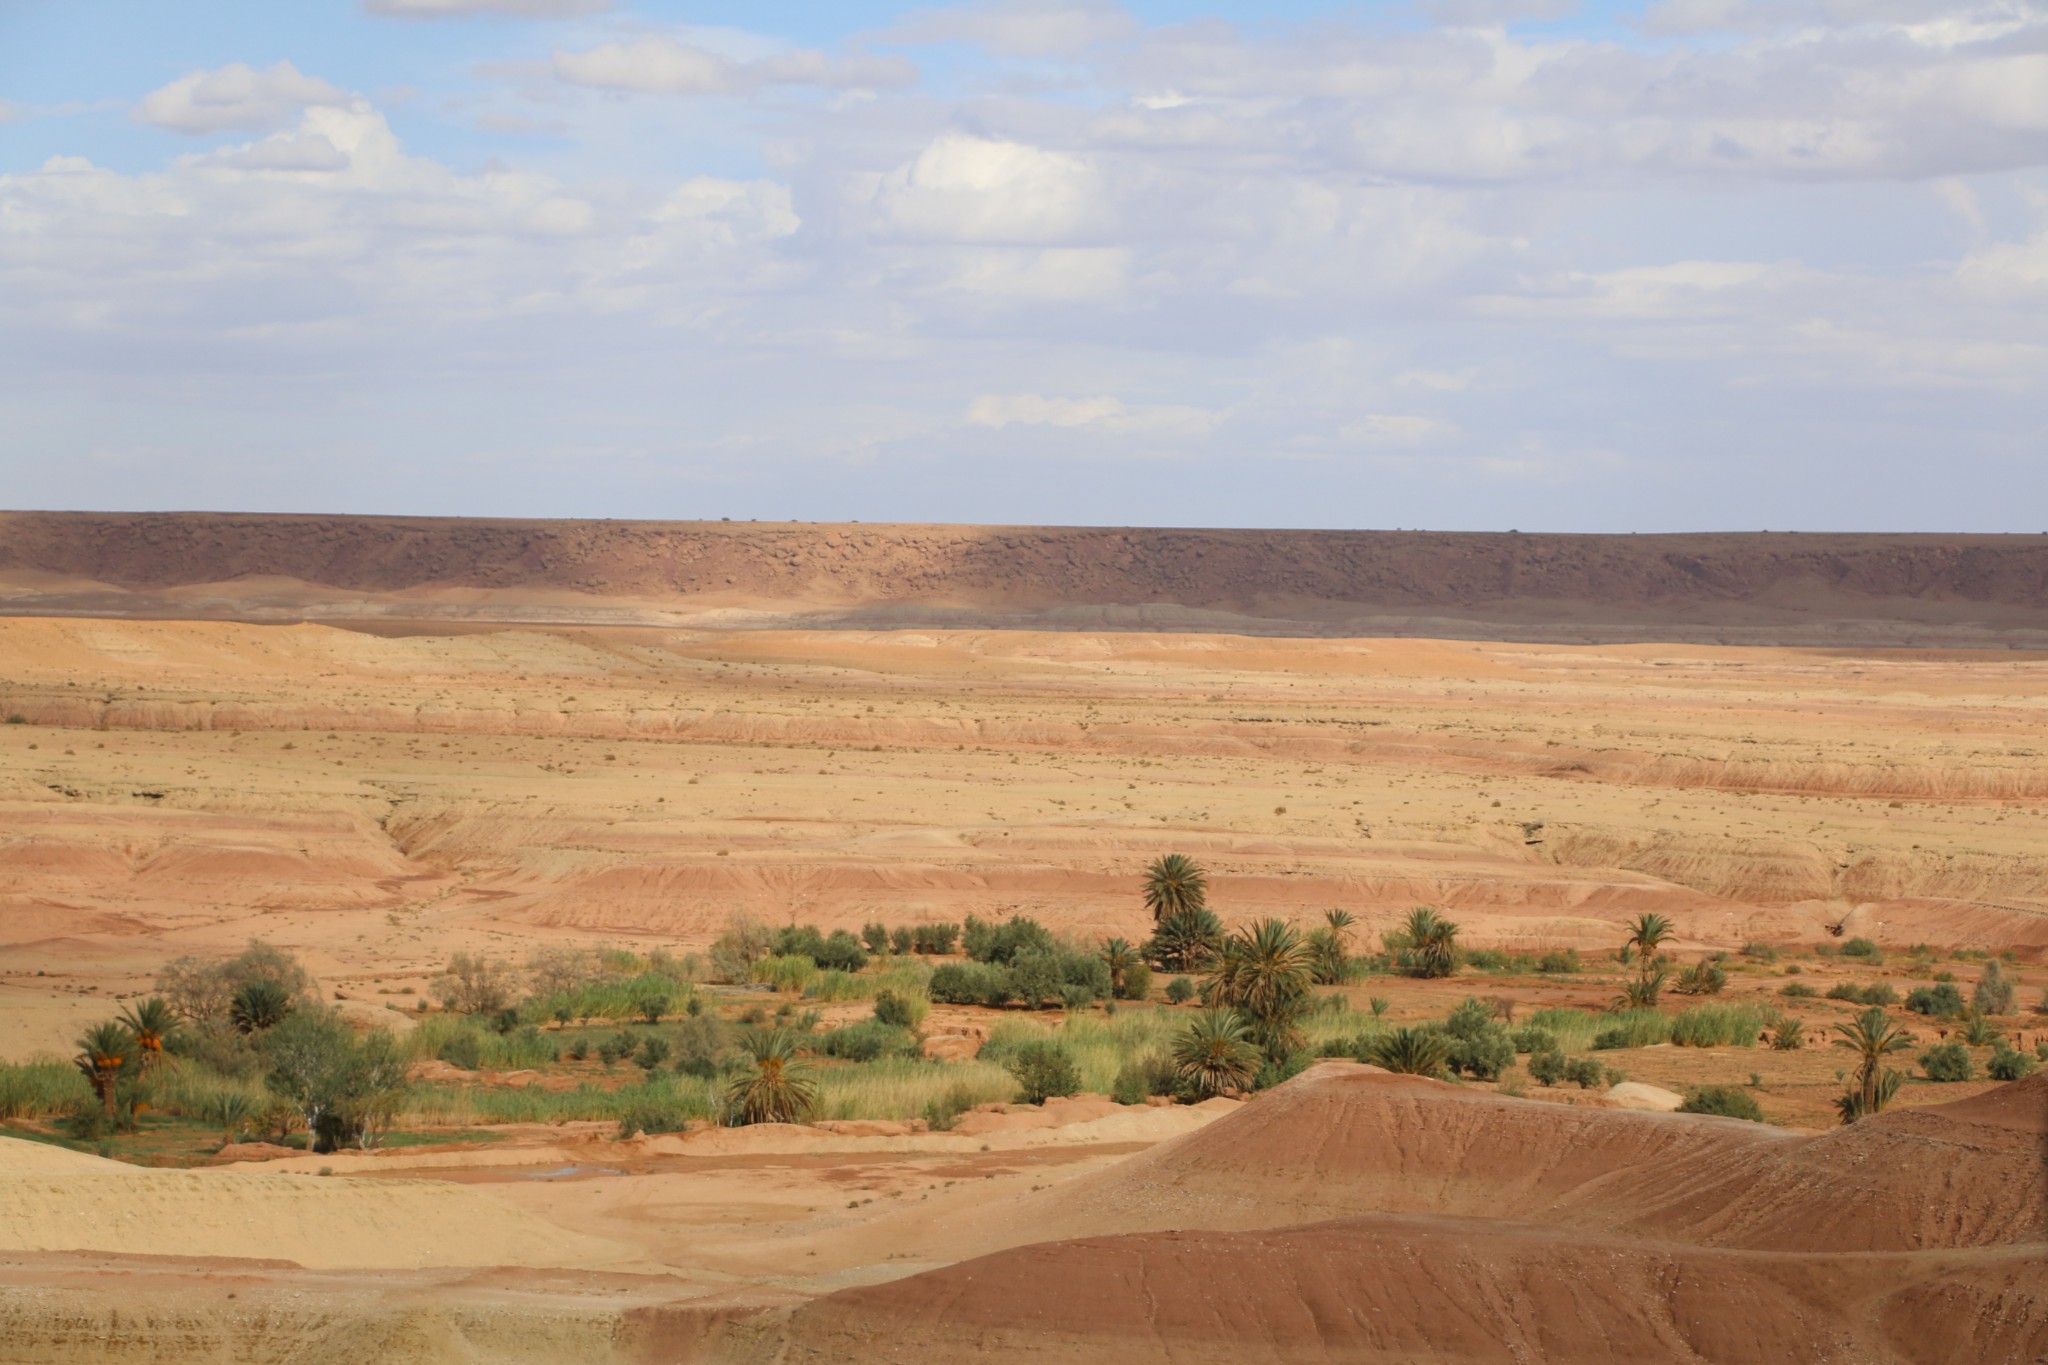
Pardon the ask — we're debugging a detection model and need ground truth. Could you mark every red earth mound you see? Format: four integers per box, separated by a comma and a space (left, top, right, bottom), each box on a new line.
6, 512, 2048, 644
755, 1215, 2048, 1365
990, 1063, 2046, 1253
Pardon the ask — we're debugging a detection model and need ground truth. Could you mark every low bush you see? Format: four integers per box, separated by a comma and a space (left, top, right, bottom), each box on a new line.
1920, 1042, 1973, 1082
1510, 1025, 1558, 1056
1741, 941, 1780, 963
1003, 1040, 1081, 1104
928, 961, 1013, 1008
1779, 982, 1817, 999
1770, 1018, 1804, 1050
1679, 1086, 1765, 1121
1840, 938, 1883, 963
1590, 1009, 1672, 1051
1673, 962, 1728, 996
1442, 998, 1514, 1080
819, 1021, 918, 1062
1165, 976, 1196, 1005
1563, 1057, 1604, 1089
872, 990, 927, 1031
1535, 949, 1581, 974
1905, 983, 1967, 1018
1527, 1050, 1567, 1086
1986, 1046, 2037, 1082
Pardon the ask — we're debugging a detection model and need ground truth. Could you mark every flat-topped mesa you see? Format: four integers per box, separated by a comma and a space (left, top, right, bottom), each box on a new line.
4, 512, 2048, 643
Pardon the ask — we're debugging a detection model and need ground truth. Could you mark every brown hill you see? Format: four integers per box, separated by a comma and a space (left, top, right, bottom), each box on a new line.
5, 512, 2048, 643
749, 1217, 2048, 1365
963, 1064, 2046, 1253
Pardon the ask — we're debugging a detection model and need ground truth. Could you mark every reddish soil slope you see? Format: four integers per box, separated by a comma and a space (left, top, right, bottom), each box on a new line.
6, 512, 2048, 643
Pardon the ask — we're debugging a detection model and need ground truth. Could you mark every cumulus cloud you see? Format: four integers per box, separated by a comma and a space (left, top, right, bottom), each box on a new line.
553, 35, 916, 96
869, 134, 1106, 244
133, 61, 350, 134
890, 0, 1138, 58
366, 0, 610, 17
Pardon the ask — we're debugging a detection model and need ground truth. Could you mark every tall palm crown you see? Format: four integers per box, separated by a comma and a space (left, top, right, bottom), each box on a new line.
725, 1029, 819, 1126
1209, 918, 1314, 1054
118, 998, 180, 1068
75, 1022, 136, 1119
1171, 1009, 1263, 1099
1625, 913, 1674, 962
1831, 1005, 1911, 1119
1142, 854, 1207, 925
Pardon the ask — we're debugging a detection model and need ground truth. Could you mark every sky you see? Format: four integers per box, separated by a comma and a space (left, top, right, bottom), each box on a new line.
0, 0, 2044, 531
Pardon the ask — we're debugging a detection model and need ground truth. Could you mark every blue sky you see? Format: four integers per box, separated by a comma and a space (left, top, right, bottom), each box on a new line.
2, 0, 2044, 530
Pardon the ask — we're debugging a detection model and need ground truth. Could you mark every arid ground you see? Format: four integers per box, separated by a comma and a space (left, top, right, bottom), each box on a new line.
1, 521, 2045, 1362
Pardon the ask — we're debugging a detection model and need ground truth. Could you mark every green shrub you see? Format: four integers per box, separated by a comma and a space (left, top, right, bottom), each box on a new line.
1443, 998, 1514, 1080
921, 1081, 983, 1130
873, 989, 925, 1030
1564, 1057, 1604, 1089
1527, 1050, 1567, 1086
614, 1081, 716, 1138
634, 1037, 670, 1071
1679, 1086, 1765, 1121
1973, 961, 2017, 1016
1165, 975, 1195, 1005
889, 926, 914, 956
1840, 938, 1883, 963
929, 961, 1011, 1007
861, 923, 891, 955
1673, 962, 1728, 996
1363, 1026, 1450, 1077
1770, 1018, 1804, 1050
1986, 1046, 2037, 1082
1003, 1040, 1080, 1104
0, 1059, 92, 1118
1741, 941, 1780, 963
1957, 1012, 2000, 1047
1119, 961, 1153, 1001
910, 923, 960, 955
434, 1026, 484, 1071
1779, 982, 1817, 999
1920, 1042, 1973, 1082
1110, 1052, 1176, 1105
1535, 949, 1581, 974
819, 1022, 918, 1062
1906, 983, 1967, 1017
1510, 1026, 1558, 1055
963, 915, 1055, 965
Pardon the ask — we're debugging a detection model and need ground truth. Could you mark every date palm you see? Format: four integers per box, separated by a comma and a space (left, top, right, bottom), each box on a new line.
1142, 854, 1207, 925
1400, 907, 1459, 979
1623, 913, 1674, 1004
1171, 1009, 1262, 1099
1152, 907, 1224, 973
117, 998, 180, 1071
230, 980, 294, 1034
724, 1029, 818, 1126
1208, 918, 1314, 1056
1101, 938, 1139, 997
1831, 1005, 1911, 1123
74, 1022, 136, 1121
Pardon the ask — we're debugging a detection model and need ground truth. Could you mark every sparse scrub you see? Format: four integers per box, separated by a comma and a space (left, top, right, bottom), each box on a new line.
1673, 962, 1727, 996
1972, 961, 2016, 1016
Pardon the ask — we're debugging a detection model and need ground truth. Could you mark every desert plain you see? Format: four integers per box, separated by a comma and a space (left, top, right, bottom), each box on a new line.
0, 520, 2045, 1363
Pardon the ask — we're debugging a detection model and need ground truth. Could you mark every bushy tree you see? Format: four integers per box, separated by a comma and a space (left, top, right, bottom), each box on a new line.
1442, 998, 1515, 1080
158, 940, 315, 1032
261, 1012, 408, 1152
434, 953, 517, 1016
1973, 960, 2017, 1016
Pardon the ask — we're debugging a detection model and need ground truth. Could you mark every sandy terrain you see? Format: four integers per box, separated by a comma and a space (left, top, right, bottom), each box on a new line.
2, 544, 2046, 1361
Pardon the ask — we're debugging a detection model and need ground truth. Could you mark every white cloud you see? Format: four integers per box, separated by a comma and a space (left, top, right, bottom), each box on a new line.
891, 1, 1137, 58
133, 61, 350, 135
966, 393, 1220, 435
0, 98, 20, 125
366, 0, 610, 17
553, 35, 916, 96
870, 134, 1105, 244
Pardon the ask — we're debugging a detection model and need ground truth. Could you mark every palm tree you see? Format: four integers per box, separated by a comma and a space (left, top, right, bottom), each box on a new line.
1399, 907, 1458, 979
1151, 907, 1225, 973
1309, 910, 1356, 984
1615, 967, 1671, 1009
229, 980, 293, 1034
1208, 918, 1314, 1057
74, 1022, 136, 1121
724, 1029, 819, 1126
1831, 1005, 1911, 1123
1101, 938, 1139, 998
1368, 1026, 1451, 1077
118, 998, 180, 1071
1142, 854, 1207, 925
1171, 1009, 1262, 1099
1623, 913, 1675, 1005
200, 1089, 258, 1147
